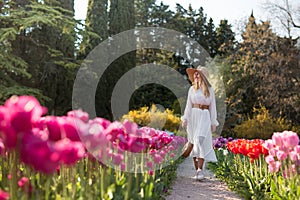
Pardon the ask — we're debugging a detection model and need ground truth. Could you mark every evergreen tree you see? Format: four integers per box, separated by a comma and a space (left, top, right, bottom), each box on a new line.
0, 0, 77, 112
80, 0, 108, 57
135, 0, 157, 27
216, 19, 235, 56
205, 18, 218, 57
94, 0, 135, 120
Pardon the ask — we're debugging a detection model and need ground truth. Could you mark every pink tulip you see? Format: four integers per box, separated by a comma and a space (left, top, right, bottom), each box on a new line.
138, 127, 156, 137
93, 117, 111, 129
283, 165, 297, 178
112, 153, 123, 165
295, 146, 300, 154
0, 106, 17, 149
168, 145, 175, 151
20, 134, 61, 174
39, 116, 62, 141
281, 131, 299, 148
268, 161, 281, 173
123, 120, 138, 135
126, 136, 146, 153
148, 170, 154, 176
54, 139, 86, 165
289, 151, 298, 162
272, 132, 283, 146
4, 96, 47, 133
0, 96, 47, 149
276, 150, 288, 161
262, 139, 274, 150
153, 153, 163, 164
18, 177, 32, 193
81, 123, 107, 151
67, 109, 89, 123
121, 163, 126, 171
146, 161, 153, 169
159, 149, 167, 158
268, 148, 278, 157
265, 155, 275, 164
0, 190, 9, 200
60, 117, 82, 141
104, 121, 124, 142
0, 138, 5, 155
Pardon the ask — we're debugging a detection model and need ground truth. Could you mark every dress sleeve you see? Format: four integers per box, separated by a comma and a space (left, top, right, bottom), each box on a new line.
181, 86, 193, 123
209, 87, 219, 127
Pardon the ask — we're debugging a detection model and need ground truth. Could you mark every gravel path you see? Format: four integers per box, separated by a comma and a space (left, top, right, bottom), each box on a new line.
165, 157, 243, 200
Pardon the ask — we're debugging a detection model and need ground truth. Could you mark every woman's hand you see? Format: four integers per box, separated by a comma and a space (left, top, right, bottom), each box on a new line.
211, 125, 216, 132
182, 120, 187, 128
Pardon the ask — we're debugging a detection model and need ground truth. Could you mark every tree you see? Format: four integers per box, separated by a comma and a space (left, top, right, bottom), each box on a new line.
263, 0, 300, 38
216, 19, 235, 56
205, 18, 218, 57
92, 0, 136, 120
79, 0, 108, 57
0, 0, 78, 112
225, 13, 300, 125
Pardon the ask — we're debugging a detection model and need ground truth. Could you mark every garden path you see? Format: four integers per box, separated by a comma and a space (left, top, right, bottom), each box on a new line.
165, 157, 243, 200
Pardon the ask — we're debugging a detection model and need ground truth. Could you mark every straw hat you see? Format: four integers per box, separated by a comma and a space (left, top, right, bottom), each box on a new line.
186, 66, 209, 83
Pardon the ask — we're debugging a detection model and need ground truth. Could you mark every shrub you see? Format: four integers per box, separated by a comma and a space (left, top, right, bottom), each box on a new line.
121, 104, 181, 133
233, 106, 300, 139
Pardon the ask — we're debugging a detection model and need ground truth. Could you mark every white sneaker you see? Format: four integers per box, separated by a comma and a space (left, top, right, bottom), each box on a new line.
196, 169, 204, 180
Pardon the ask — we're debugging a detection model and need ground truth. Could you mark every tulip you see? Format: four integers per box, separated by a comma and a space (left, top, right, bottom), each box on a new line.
112, 153, 124, 165
272, 132, 283, 146
4, 96, 47, 133
54, 139, 86, 165
39, 116, 62, 141
146, 161, 153, 169
153, 153, 163, 164
268, 161, 281, 173
104, 121, 124, 142
20, 134, 61, 174
265, 155, 275, 164
276, 150, 288, 161
281, 131, 299, 148
67, 109, 89, 123
289, 151, 298, 162
0, 138, 5, 155
18, 177, 33, 194
120, 163, 126, 171
0, 190, 9, 200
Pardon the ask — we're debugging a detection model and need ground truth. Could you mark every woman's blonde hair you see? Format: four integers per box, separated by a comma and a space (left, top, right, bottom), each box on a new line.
193, 69, 211, 97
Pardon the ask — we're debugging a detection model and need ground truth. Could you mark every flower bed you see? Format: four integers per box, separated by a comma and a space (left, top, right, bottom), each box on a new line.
0, 95, 186, 199
210, 133, 300, 199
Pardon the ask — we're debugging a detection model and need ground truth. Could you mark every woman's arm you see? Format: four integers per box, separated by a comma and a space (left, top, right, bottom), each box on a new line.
181, 86, 193, 127
209, 87, 219, 132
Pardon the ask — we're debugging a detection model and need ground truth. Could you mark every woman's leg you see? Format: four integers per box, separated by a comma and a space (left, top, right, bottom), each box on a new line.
196, 157, 205, 180
193, 157, 198, 170
197, 137, 205, 170
197, 158, 204, 170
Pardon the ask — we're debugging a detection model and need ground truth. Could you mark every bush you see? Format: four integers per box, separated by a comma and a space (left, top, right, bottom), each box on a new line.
233, 106, 300, 139
121, 104, 181, 133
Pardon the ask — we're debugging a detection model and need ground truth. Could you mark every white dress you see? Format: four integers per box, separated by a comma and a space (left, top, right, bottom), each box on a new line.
181, 86, 218, 162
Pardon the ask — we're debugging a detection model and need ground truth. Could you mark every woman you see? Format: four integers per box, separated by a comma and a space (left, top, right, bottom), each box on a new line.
181, 66, 218, 180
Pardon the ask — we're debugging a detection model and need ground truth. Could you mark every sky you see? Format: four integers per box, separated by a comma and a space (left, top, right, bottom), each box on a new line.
74, 0, 300, 38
